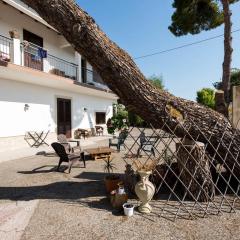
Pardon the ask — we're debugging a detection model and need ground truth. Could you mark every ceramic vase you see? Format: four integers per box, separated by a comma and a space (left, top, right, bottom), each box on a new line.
135, 170, 155, 214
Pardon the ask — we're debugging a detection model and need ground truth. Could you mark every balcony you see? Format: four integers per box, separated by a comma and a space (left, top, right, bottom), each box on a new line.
0, 35, 13, 62
0, 34, 108, 90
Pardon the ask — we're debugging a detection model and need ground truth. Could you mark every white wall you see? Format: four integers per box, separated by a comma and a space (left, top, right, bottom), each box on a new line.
0, 78, 114, 137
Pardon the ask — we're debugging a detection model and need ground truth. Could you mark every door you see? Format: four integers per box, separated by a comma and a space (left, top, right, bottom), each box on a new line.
23, 29, 43, 71
57, 98, 72, 138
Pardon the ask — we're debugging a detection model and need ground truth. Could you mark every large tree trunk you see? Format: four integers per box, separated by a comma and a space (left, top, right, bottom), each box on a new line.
221, 0, 233, 107
21, 0, 240, 174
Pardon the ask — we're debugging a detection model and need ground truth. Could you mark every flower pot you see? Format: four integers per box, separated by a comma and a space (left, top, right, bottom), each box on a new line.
104, 175, 121, 193
135, 171, 155, 214
123, 203, 134, 217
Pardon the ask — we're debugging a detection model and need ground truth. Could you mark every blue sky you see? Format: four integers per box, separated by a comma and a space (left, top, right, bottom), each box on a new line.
77, 0, 240, 101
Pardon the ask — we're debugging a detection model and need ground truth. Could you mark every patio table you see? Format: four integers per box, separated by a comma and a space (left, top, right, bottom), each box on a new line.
85, 147, 113, 161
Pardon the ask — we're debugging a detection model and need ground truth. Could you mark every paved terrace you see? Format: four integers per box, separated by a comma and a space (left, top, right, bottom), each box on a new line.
0, 139, 240, 240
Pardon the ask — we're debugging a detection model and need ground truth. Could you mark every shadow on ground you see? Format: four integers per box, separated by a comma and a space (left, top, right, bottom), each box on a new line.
0, 171, 126, 215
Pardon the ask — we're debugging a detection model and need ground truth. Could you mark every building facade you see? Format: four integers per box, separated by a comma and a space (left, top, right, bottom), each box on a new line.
0, 0, 117, 151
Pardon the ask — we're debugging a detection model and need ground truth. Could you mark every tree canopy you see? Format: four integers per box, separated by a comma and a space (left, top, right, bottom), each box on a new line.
169, 0, 223, 36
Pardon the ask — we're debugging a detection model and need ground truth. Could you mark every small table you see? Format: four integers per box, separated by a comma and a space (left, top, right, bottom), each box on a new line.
25, 131, 49, 148
85, 147, 113, 161
68, 139, 80, 147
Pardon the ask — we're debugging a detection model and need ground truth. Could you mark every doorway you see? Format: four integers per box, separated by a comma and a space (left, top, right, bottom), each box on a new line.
57, 98, 72, 138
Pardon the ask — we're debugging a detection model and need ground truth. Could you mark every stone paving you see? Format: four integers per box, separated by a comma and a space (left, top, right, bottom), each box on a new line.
0, 139, 240, 240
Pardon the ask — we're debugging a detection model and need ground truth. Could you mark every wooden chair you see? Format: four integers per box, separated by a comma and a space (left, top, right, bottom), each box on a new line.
95, 126, 104, 136
109, 130, 128, 151
51, 142, 85, 173
57, 134, 73, 153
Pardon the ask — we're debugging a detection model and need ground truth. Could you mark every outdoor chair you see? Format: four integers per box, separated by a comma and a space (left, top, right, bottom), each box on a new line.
109, 130, 128, 151
74, 128, 91, 139
137, 132, 159, 157
51, 142, 86, 173
95, 126, 104, 136
57, 134, 74, 153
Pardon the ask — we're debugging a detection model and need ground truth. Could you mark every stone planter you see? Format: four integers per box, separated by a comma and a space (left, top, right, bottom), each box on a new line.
135, 170, 155, 214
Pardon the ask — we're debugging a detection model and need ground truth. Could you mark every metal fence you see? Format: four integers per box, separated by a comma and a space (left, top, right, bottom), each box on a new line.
123, 116, 240, 221
0, 35, 13, 62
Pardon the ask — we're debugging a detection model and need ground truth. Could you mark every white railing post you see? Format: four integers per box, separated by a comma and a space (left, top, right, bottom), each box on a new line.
9, 30, 21, 65
75, 52, 82, 82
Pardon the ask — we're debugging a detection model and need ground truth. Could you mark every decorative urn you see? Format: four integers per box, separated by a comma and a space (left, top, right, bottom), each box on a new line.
135, 170, 155, 214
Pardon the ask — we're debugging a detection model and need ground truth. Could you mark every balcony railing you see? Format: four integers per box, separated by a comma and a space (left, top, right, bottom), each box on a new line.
0, 34, 108, 90
0, 35, 13, 62
82, 68, 107, 89
21, 42, 78, 80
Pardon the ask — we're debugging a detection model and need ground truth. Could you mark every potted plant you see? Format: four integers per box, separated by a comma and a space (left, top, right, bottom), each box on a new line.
104, 157, 121, 193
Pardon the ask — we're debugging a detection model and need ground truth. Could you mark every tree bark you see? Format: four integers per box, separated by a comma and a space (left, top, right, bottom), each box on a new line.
21, 0, 240, 174
176, 141, 215, 202
221, 0, 233, 107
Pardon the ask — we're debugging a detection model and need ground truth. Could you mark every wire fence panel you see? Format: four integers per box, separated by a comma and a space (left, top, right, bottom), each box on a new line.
123, 116, 240, 221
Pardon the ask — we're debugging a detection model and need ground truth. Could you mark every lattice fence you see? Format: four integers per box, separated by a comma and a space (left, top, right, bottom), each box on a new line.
122, 116, 240, 221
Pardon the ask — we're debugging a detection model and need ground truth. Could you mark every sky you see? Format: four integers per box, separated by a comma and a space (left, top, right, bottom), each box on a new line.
77, 0, 240, 101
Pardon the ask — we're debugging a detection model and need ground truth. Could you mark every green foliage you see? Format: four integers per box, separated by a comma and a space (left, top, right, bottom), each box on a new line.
213, 68, 240, 101
169, 0, 224, 36
107, 104, 128, 134
148, 75, 164, 90
107, 104, 147, 133
196, 88, 215, 109
213, 68, 240, 89
103, 158, 116, 174
128, 111, 145, 127
229, 68, 240, 86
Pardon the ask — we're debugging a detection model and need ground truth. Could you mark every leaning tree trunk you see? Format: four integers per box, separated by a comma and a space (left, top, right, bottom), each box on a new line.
220, 0, 233, 109
176, 140, 215, 202
21, 0, 240, 175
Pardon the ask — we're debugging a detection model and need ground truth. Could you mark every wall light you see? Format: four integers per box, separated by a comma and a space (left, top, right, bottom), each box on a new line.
83, 107, 88, 112
24, 104, 30, 112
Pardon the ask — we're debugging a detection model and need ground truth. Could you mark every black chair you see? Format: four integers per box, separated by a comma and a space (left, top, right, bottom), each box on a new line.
51, 142, 85, 173
109, 130, 128, 151
137, 132, 159, 157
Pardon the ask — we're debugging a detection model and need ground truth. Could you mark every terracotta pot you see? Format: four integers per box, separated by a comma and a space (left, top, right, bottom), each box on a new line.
135, 171, 155, 214
104, 175, 121, 193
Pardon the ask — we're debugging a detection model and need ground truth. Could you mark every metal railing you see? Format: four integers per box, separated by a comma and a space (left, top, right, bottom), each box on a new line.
48, 54, 78, 80
0, 34, 13, 62
1, 37, 107, 88
83, 68, 107, 88
21, 42, 78, 80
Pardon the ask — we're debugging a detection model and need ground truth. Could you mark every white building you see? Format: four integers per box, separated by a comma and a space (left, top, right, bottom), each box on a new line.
0, 0, 117, 151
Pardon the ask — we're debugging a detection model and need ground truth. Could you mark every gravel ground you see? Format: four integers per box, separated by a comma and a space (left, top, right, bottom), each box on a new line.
0, 140, 239, 240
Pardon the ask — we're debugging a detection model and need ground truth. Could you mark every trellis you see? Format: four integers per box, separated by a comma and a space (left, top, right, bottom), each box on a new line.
123, 116, 240, 221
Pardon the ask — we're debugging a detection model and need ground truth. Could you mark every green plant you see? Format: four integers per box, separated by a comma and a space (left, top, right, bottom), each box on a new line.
128, 111, 145, 127
107, 104, 128, 134
148, 75, 164, 90
104, 157, 116, 174
196, 88, 215, 109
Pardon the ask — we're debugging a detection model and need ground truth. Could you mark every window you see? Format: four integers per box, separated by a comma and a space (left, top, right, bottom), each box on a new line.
95, 112, 106, 124
81, 58, 87, 83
